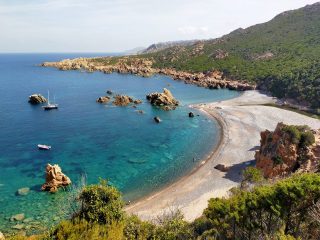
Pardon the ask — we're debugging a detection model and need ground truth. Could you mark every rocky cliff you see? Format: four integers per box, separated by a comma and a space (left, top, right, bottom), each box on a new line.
255, 123, 320, 178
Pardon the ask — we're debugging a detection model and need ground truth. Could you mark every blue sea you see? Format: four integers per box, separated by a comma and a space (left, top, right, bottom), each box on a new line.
0, 53, 240, 234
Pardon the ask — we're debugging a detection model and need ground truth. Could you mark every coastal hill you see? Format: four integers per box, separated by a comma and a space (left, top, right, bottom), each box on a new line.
140, 2, 320, 109
43, 2, 320, 110
139, 39, 200, 54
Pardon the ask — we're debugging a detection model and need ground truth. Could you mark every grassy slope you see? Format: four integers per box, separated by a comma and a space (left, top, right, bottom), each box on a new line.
137, 3, 320, 109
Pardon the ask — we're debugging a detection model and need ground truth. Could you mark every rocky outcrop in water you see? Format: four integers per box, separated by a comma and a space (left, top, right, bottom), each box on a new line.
146, 88, 179, 110
154, 116, 161, 123
28, 94, 47, 104
255, 123, 320, 178
41, 164, 71, 193
112, 95, 134, 106
189, 112, 195, 118
96, 96, 110, 103
41, 58, 256, 91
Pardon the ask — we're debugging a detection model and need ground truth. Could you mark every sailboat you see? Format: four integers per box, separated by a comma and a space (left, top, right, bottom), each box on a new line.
42, 90, 58, 110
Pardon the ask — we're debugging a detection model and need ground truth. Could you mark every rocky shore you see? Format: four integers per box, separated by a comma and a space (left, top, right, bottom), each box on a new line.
41, 57, 255, 91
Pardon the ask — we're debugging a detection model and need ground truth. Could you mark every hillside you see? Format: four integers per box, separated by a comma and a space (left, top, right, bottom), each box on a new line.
139, 2, 320, 109
139, 39, 200, 54
43, 3, 320, 109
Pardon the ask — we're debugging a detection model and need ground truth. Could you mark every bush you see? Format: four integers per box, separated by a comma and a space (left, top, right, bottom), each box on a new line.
154, 209, 194, 240
76, 180, 124, 224
50, 219, 124, 240
204, 173, 320, 239
241, 166, 264, 189
272, 155, 284, 165
300, 131, 315, 147
283, 125, 301, 144
124, 215, 156, 240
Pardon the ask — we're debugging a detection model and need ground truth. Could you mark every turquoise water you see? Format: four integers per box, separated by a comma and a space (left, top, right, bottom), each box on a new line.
0, 54, 240, 233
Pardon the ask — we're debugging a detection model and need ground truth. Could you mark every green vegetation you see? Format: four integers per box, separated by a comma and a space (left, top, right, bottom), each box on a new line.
240, 166, 264, 188
283, 125, 315, 147
272, 155, 284, 165
203, 173, 320, 239
8, 172, 320, 240
94, 3, 320, 109
148, 3, 320, 109
75, 179, 124, 224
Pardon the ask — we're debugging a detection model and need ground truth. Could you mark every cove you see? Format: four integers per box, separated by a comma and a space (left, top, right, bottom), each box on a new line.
0, 54, 240, 233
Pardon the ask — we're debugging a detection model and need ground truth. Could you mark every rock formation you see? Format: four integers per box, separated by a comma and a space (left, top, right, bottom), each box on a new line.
113, 95, 134, 106
214, 164, 230, 172
154, 116, 161, 123
10, 213, 25, 221
41, 164, 71, 193
96, 96, 110, 103
41, 57, 256, 91
255, 123, 320, 178
28, 94, 47, 104
189, 112, 195, 118
16, 187, 30, 196
0, 231, 4, 240
146, 88, 179, 110
133, 99, 142, 104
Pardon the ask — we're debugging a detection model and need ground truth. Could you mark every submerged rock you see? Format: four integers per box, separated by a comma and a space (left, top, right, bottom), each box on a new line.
41, 164, 71, 193
136, 110, 145, 114
133, 99, 143, 104
16, 187, 30, 196
28, 94, 47, 104
189, 112, 195, 118
154, 116, 161, 123
146, 88, 179, 110
106, 90, 113, 95
10, 213, 25, 221
11, 224, 25, 230
96, 96, 110, 103
113, 95, 133, 106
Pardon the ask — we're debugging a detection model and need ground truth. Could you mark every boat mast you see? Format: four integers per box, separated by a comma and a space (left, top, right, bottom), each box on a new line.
47, 90, 50, 104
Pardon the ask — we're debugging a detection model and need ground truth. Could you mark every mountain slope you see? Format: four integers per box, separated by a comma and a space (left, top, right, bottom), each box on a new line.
140, 2, 320, 109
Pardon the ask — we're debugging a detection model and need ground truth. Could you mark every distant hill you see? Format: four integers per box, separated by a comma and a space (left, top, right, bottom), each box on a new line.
123, 47, 146, 55
139, 40, 200, 54
140, 2, 320, 109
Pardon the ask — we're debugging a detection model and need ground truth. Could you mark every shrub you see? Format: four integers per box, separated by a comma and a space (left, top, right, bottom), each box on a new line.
124, 215, 156, 240
300, 131, 315, 147
204, 173, 320, 239
283, 125, 301, 144
241, 166, 264, 189
272, 155, 284, 165
76, 179, 124, 224
50, 219, 124, 240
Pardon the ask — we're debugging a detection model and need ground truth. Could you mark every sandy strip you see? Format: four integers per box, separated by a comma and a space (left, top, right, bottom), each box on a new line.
125, 90, 320, 221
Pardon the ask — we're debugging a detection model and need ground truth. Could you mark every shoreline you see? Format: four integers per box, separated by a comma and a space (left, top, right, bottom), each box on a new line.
125, 90, 320, 221
125, 104, 226, 208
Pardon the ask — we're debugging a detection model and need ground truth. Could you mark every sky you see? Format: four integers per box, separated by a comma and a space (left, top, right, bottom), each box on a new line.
0, 0, 319, 53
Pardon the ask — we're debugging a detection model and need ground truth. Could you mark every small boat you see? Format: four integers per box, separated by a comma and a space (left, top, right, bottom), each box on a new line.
42, 91, 58, 110
38, 144, 51, 150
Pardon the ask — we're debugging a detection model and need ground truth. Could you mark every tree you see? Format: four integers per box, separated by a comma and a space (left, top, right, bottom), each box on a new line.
76, 179, 124, 225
